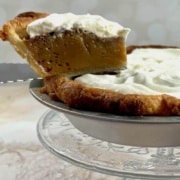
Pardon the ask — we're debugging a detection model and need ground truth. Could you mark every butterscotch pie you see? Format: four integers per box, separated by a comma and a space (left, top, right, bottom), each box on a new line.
41, 45, 180, 116
0, 12, 129, 77
1, 12, 180, 116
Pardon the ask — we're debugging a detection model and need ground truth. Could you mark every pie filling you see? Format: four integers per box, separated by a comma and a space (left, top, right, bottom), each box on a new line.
75, 48, 180, 99
25, 13, 130, 77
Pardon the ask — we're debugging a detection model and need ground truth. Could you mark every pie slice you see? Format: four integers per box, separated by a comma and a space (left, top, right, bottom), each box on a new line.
0, 12, 130, 77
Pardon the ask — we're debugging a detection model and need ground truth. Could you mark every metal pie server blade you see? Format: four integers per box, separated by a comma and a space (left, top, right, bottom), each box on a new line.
0, 63, 38, 83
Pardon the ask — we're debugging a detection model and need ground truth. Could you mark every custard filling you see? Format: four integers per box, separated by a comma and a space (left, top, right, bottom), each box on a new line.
25, 13, 130, 77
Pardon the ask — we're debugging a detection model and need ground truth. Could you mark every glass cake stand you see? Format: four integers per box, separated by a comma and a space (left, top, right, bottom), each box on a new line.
37, 110, 180, 179
30, 79, 180, 179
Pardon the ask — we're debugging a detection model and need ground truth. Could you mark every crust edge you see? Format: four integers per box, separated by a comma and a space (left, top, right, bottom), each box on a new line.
41, 75, 180, 116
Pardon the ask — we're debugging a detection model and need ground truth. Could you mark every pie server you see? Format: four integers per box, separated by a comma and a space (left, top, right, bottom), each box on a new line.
0, 63, 38, 83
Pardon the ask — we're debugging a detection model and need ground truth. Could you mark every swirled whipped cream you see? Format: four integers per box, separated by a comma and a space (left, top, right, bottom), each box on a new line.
75, 48, 180, 99
27, 13, 130, 38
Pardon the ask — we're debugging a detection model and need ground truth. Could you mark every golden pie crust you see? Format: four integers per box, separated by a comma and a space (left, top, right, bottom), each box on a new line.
0, 11, 127, 78
41, 45, 180, 116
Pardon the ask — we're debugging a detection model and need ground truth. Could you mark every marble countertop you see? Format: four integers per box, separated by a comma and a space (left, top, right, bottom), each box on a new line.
0, 80, 124, 180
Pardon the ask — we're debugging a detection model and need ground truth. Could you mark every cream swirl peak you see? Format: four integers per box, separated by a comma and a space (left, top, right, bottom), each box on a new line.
75, 48, 180, 99
27, 13, 130, 38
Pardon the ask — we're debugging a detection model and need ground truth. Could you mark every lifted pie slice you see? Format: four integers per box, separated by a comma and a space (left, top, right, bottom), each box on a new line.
0, 12, 130, 77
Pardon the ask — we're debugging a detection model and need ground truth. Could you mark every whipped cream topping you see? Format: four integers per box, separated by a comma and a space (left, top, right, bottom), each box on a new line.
75, 48, 180, 99
27, 13, 130, 38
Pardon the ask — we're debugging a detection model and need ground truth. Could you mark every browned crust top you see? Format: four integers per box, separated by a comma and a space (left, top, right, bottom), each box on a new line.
0, 12, 48, 41
126, 45, 179, 54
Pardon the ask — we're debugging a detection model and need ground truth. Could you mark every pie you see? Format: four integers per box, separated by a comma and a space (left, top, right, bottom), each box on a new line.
1, 12, 180, 116
0, 12, 129, 77
41, 45, 180, 116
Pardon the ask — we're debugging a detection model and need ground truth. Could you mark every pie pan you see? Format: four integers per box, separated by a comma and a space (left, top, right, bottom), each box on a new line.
30, 79, 180, 147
